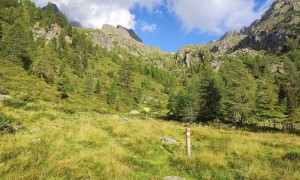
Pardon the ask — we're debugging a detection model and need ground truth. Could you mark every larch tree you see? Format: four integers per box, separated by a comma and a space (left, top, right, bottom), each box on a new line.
220, 59, 257, 125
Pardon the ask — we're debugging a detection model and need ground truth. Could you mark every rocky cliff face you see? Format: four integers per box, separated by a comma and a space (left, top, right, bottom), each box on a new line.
88, 24, 161, 55
175, 0, 300, 66
240, 0, 300, 52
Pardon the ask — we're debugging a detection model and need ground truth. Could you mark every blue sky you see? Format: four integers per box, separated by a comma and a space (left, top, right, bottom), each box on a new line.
32, 0, 275, 52
132, 0, 274, 52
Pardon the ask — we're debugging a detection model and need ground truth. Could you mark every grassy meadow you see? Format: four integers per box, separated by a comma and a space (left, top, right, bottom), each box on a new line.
1, 109, 299, 179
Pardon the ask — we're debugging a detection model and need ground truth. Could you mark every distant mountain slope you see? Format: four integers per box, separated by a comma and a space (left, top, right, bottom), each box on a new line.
42, 3, 59, 13
238, 0, 300, 52
83, 24, 161, 55
176, 0, 300, 56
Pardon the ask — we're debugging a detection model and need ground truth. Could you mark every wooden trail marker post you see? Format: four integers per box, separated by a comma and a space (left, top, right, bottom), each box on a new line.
186, 128, 191, 158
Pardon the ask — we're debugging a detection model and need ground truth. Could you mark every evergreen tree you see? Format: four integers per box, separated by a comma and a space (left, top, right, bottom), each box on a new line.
55, 11, 68, 27
220, 59, 257, 125
107, 81, 117, 105
84, 72, 94, 97
197, 66, 224, 122
44, 2, 55, 28
59, 58, 67, 76
167, 92, 177, 114
3, 18, 32, 69
171, 83, 198, 121
0, 0, 18, 8
119, 59, 134, 92
286, 82, 298, 118
57, 73, 74, 93
31, 45, 59, 84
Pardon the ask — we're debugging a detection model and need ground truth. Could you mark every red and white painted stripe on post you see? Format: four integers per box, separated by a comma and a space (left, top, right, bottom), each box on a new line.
186, 128, 191, 158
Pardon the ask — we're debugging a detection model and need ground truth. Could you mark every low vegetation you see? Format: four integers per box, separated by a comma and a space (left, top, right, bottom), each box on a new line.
0, 110, 299, 179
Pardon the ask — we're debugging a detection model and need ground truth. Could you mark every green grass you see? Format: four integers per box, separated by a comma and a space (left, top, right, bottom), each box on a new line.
0, 111, 299, 179
1, 58, 300, 179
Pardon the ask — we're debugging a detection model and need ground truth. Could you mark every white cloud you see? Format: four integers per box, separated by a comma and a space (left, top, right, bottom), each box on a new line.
166, 0, 275, 35
141, 22, 157, 32
31, 0, 163, 29
31, 0, 274, 35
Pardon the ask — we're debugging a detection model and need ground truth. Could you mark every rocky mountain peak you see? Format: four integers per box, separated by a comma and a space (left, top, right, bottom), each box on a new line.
262, 0, 300, 20
101, 24, 143, 43
42, 3, 60, 14
219, 30, 240, 41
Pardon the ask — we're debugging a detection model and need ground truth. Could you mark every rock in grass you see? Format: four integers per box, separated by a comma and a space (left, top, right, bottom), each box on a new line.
129, 110, 140, 115
160, 137, 179, 145
164, 176, 185, 180
123, 117, 130, 122
0, 94, 12, 100
31, 127, 41, 132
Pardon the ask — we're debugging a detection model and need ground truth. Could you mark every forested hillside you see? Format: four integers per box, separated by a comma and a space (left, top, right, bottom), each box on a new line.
1, 0, 300, 132
0, 0, 176, 116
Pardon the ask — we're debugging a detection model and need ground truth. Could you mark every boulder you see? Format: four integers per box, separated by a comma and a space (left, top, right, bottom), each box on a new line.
123, 117, 130, 122
160, 137, 179, 145
0, 94, 12, 100
129, 110, 140, 115
164, 176, 185, 180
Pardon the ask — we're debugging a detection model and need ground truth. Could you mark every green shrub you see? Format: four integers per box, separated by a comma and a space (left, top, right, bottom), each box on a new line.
3, 98, 27, 108
0, 112, 15, 134
282, 151, 300, 162
0, 87, 9, 95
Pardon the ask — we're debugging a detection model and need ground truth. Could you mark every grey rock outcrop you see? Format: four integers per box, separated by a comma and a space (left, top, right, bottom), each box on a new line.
164, 176, 185, 180
89, 24, 161, 54
116, 25, 143, 43
33, 23, 61, 44
33, 23, 73, 45
240, 0, 300, 52
129, 110, 140, 115
160, 137, 179, 145
0, 94, 12, 100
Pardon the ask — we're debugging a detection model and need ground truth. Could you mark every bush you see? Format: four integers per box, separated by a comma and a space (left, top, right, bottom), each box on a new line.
0, 112, 15, 134
0, 87, 9, 95
3, 98, 27, 108
282, 151, 300, 162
